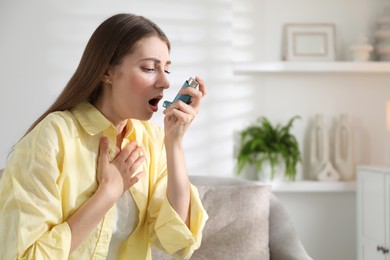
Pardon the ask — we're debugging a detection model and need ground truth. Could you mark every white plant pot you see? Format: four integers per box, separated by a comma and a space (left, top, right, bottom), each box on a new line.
257, 161, 287, 183
239, 164, 259, 181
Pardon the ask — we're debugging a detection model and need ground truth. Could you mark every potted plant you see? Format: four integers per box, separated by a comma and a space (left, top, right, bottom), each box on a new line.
236, 115, 301, 181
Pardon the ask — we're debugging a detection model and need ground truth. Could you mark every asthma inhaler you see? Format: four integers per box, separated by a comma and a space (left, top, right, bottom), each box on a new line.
163, 77, 199, 108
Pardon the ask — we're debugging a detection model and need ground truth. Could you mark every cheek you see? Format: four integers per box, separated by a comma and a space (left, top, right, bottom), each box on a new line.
114, 69, 155, 98
130, 74, 154, 94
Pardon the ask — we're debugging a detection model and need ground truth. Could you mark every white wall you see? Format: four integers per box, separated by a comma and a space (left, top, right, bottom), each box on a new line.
233, 0, 387, 62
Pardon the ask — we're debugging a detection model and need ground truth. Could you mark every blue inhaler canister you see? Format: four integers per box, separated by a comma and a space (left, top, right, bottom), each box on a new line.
163, 77, 199, 108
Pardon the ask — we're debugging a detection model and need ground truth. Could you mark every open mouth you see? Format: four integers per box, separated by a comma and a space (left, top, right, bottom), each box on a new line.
148, 96, 162, 111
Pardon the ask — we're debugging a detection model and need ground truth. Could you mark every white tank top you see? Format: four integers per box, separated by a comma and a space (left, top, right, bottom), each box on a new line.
106, 190, 138, 260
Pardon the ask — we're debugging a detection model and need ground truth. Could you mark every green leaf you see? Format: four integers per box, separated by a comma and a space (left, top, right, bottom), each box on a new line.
236, 115, 301, 181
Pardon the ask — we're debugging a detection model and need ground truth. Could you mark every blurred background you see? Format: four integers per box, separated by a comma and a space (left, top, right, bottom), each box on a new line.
1, 1, 389, 259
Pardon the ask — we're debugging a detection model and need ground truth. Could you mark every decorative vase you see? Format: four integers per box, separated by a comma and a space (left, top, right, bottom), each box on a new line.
374, 6, 390, 61
317, 161, 340, 182
387, 101, 390, 165
309, 114, 329, 179
334, 114, 355, 181
350, 35, 373, 61
309, 114, 340, 181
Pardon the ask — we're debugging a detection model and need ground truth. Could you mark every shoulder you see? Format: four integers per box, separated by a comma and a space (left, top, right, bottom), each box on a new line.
38, 111, 76, 132
32, 111, 76, 139
17, 111, 76, 152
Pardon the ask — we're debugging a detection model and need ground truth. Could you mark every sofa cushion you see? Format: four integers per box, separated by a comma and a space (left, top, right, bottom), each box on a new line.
152, 176, 271, 259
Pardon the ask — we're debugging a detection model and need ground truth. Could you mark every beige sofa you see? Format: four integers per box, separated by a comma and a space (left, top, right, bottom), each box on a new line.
152, 175, 312, 260
0, 169, 312, 259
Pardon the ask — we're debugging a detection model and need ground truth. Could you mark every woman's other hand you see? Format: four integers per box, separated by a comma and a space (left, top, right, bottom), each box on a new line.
96, 137, 145, 202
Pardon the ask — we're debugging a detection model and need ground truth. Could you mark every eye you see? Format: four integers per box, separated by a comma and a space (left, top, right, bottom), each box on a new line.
164, 70, 171, 74
142, 67, 155, 72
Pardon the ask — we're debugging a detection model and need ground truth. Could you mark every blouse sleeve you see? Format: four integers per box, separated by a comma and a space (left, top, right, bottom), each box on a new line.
0, 115, 71, 260
146, 127, 208, 259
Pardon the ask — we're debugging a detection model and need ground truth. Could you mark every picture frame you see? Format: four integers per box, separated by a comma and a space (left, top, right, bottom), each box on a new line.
284, 23, 336, 61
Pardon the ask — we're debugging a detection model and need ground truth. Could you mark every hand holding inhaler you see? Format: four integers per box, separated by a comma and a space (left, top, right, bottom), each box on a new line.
163, 77, 199, 108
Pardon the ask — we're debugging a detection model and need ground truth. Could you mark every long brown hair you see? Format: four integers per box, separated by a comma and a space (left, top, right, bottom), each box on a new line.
24, 13, 170, 136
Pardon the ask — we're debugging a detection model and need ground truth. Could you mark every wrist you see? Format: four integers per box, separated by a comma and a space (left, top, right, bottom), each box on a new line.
164, 137, 183, 149
95, 183, 119, 206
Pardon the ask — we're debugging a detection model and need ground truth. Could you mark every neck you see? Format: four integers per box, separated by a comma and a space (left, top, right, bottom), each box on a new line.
93, 97, 128, 135
116, 123, 127, 149
116, 120, 128, 136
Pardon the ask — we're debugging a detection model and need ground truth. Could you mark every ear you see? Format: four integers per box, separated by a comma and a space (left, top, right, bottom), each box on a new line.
101, 67, 112, 84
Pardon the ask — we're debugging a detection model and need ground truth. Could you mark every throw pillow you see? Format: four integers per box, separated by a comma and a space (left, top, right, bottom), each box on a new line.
151, 176, 271, 259
191, 183, 271, 259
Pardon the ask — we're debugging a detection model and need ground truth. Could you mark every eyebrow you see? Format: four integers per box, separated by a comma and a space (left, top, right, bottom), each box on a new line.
139, 57, 171, 65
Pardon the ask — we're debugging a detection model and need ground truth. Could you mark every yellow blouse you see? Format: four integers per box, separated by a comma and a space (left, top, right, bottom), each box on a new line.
0, 102, 207, 260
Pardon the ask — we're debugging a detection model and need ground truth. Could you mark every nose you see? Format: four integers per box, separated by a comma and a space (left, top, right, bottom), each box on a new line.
155, 72, 170, 89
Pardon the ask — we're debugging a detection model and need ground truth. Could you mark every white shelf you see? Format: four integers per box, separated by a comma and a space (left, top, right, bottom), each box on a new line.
254, 180, 356, 193
233, 61, 390, 73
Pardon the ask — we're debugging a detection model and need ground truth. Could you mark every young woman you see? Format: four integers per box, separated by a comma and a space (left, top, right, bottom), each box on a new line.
0, 13, 208, 260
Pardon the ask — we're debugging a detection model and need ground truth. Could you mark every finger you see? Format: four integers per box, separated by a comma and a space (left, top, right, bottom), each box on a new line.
179, 86, 203, 100
171, 101, 196, 117
171, 109, 193, 125
172, 88, 202, 110
167, 101, 191, 114
164, 114, 177, 123
98, 137, 110, 165
163, 109, 179, 123
129, 155, 145, 174
128, 171, 145, 187
164, 105, 194, 124
116, 141, 138, 161
195, 76, 207, 97
126, 146, 144, 165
